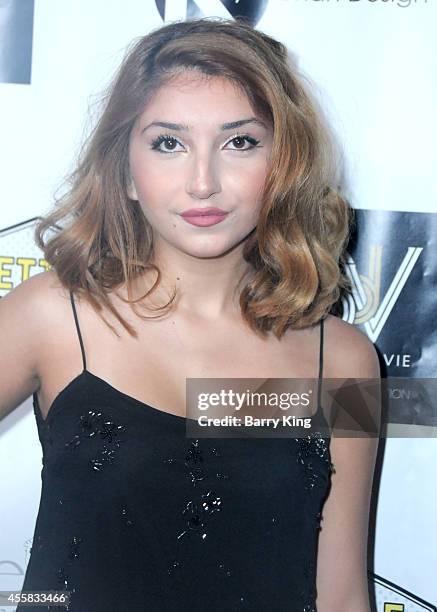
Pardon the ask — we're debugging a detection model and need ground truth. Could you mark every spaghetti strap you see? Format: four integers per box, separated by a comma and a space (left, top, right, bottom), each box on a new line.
317, 317, 324, 411
69, 289, 87, 372
318, 317, 324, 381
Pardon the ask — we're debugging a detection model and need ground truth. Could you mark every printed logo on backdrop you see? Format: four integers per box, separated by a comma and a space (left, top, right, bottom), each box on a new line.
372, 572, 437, 612
0, 0, 34, 84
342, 246, 422, 346
155, 0, 268, 25
344, 210, 436, 377
0, 219, 48, 295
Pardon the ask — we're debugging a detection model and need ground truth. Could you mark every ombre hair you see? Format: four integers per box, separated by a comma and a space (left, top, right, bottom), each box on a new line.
35, 17, 351, 339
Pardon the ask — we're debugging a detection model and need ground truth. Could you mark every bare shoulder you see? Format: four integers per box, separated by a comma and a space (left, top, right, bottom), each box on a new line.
1, 269, 72, 361
5, 269, 70, 317
2, 269, 63, 310
0, 269, 70, 419
323, 314, 381, 378
28, 268, 67, 296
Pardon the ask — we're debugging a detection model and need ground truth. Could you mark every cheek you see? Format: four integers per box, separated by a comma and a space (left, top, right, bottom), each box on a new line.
129, 146, 163, 198
132, 167, 172, 206
235, 165, 267, 204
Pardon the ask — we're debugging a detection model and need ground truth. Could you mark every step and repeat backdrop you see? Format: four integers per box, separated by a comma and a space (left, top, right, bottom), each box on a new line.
0, 1, 436, 611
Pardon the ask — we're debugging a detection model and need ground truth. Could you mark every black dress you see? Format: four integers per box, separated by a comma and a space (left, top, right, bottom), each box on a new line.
18, 291, 334, 612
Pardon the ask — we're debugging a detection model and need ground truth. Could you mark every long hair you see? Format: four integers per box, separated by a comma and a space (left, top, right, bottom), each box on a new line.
35, 17, 351, 339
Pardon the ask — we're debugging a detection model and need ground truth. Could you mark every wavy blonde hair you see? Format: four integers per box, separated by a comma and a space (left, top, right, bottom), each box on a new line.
35, 17, 351, 339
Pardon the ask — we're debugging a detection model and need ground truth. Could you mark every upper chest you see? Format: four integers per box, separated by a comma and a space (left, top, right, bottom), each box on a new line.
37, 293, 321, 421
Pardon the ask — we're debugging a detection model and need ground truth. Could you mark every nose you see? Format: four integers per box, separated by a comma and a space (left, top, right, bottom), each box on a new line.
185, 152, 222, 200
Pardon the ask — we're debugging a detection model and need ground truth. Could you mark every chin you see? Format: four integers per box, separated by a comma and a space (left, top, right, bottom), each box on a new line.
179, 242, 236, 259
183, 249, 230, 259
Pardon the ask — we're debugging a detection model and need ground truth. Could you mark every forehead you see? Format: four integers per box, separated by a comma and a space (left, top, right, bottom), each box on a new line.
137, 71, 256, 126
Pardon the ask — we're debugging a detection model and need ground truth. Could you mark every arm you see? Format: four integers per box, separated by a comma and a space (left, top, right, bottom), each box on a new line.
0, 272, 51, 421
316, 316, 381, 612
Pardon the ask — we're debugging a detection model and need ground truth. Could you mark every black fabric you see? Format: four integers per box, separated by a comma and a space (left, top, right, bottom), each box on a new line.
18, 293, 333, 612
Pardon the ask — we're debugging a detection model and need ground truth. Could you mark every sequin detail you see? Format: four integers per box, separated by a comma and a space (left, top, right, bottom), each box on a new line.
184, 439, 205, 486
56, 567, 69, 591
65, 409, 127, 472
54, 536, 82, 610
179, 441, 223, 542
294, 431, 335, 491
28, 534, 44, 555
177, 490, 223, 541
294, 431, 332, 611
167, 440, 226, 576
218, 560, 232, 577
68, 536, 83, 560
121, 506, 134, 527
302, 559, 317, 611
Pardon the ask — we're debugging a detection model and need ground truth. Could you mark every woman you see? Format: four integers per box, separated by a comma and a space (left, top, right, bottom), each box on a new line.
1, 17, 380, 612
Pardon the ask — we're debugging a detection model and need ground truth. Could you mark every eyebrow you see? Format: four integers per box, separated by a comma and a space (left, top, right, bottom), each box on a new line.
141, 117, 267, 133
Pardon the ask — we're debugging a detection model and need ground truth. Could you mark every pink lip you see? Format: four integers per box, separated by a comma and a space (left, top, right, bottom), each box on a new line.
181, 207, 228, 217
180, 207, 229, 227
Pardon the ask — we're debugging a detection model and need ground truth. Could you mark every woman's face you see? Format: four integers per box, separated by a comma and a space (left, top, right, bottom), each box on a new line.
128, 71, 273, 259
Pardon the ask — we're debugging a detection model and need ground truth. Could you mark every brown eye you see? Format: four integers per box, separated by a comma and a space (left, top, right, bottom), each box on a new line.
150, 134, 182, 153
231, 137, 246, 149
226, 135, 260, 151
